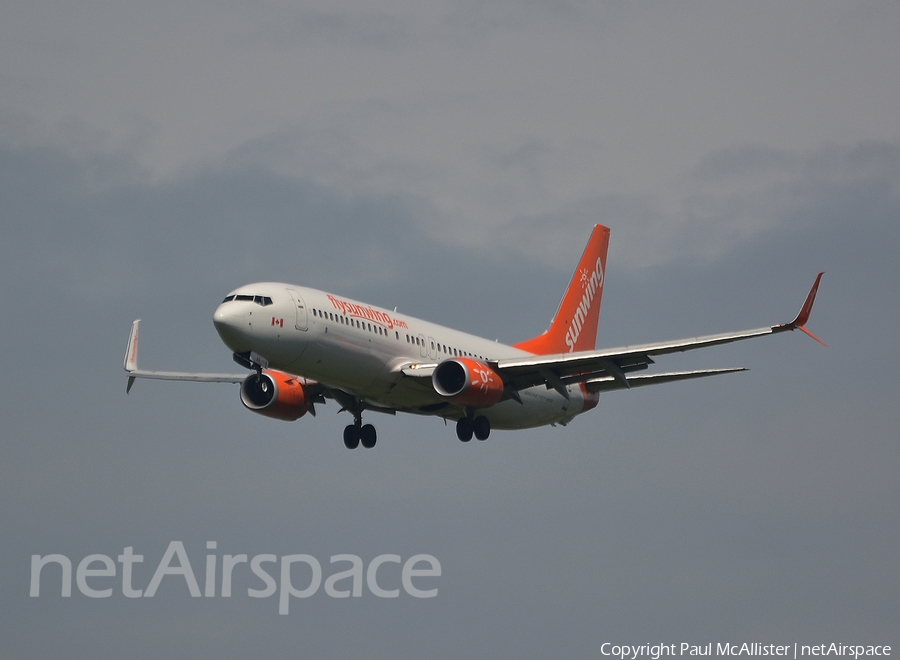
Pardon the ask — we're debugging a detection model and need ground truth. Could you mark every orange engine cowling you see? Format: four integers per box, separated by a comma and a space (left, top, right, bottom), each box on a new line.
240, 369, 308, 421
432, 357, 505, 408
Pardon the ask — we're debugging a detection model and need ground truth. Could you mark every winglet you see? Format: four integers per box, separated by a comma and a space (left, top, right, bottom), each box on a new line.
779, 273, 826, 346
125, 320, 140, 393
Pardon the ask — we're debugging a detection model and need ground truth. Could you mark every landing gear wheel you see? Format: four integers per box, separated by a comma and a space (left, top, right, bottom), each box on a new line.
343, 424, 360, 449
456, 418, 473, 442
360, 424, 377, 449
473, 415, 491, 441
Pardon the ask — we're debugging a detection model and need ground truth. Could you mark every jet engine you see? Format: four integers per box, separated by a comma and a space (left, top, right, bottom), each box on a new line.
432, 357, 505, 408
240, 369, 309, 421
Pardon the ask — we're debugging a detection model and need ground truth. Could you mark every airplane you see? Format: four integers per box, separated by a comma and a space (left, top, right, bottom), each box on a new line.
124, 224, 824, 449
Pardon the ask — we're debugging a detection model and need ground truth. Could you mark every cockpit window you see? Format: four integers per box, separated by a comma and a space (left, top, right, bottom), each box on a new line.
221, 294, 273, 306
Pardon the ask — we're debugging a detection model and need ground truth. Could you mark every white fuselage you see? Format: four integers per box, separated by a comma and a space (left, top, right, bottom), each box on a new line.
212, 283, 590, 430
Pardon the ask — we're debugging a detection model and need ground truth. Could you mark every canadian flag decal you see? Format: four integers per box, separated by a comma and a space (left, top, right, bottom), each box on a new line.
271, 317, 284, 328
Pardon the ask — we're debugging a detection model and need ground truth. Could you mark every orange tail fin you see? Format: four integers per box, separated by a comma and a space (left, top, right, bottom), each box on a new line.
514, 224, 610, 355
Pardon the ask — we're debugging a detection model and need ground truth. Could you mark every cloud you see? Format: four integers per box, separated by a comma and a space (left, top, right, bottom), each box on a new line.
253, 8, 412, 51
3, 2, 900, 654
442, 0, 631, 36
2, 119, 899, 656
484, 139, 900, 273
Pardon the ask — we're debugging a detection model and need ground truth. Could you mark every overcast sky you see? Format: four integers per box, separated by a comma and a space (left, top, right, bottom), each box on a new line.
2, 2, 898, 657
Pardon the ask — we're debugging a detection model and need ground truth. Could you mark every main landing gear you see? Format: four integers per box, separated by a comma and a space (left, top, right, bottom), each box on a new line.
339, 403, 491, 448
343, 419, 377, 449
337, 394, 377, 450
456, 415, 490, 442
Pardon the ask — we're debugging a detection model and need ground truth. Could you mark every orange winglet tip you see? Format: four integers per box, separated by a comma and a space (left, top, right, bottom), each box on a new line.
798, 324, 827, 347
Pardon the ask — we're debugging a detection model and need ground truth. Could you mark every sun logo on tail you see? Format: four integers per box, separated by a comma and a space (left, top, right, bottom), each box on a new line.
579, 268, 591, 289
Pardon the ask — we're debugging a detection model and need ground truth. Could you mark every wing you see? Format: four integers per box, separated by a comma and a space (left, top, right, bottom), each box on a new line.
123, 319, 337, 415
484, 272, 823, 398
124, 319, 252, 393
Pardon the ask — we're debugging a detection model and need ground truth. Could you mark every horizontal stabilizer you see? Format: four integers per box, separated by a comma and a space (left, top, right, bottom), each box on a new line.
585, 367, 747, 393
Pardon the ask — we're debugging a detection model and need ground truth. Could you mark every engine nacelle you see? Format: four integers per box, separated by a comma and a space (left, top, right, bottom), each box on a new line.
240, 369, 309, 421
432, 357, 505, 408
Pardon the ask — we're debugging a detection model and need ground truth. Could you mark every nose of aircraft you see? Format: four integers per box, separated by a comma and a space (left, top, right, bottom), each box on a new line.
213, 303, 252, 352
